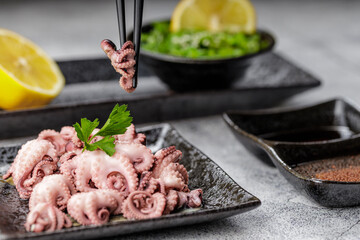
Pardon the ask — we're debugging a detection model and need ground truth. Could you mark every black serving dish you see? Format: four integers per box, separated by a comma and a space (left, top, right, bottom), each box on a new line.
0, 124, 260, 240
0, 51, 321, 140
128, 20, 275, 92
223, 98, 360, 207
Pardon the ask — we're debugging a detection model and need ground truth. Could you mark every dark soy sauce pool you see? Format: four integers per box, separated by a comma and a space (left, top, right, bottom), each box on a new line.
259, 126, 354, 142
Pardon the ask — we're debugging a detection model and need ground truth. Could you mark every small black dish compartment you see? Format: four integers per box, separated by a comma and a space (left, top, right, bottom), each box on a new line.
223, 98, 360, 207
223, 99, 360, 165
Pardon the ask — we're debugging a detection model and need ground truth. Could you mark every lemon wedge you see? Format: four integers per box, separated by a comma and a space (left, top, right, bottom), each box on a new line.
170, 0, 256, 33
0, 29, 65, 110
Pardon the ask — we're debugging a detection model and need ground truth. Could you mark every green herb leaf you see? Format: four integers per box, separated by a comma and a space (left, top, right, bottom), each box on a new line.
90, 136, 116, 156
96, 104, 133, 137
73, 118, 99, 143
73, 104, 132, 156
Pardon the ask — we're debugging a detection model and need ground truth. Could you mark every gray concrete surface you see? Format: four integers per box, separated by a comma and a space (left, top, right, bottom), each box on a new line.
1, 0, 360, 239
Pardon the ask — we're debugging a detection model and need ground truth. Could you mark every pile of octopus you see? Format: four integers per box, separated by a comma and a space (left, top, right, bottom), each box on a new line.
3, 124, 202, 232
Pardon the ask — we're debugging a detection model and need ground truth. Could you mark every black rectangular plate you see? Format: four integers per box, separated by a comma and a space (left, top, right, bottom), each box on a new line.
0, 124, 261, 240
0, 53, 320, 140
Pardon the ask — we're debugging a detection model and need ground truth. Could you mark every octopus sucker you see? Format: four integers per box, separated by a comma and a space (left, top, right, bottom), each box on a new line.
101, 39, 136, 93
9, 123, 202, 232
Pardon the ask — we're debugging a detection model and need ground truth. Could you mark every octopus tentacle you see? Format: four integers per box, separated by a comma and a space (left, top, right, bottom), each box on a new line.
25, 203, 72, 232
60, 126, 76, 141
5, 139, 58, 199
152, 146, 182, 178
175, 164, 189, 185
163, 190, 179, 215
38, 129, 67, 156
67, 190, 125, 225
29, 174, 76, 211
59, 150, 81, 164
178, 189, 203, 208
138, 175, 159, 194
23, 160, 57, 188
59, 157, 79, 186
122, 191, 166, 220
115, 143, 154, 173
91, 152, 138, 194
115, 124, 146, 145
2, 165, 13, 180
106, 174, 127, 192
75, 158, 97, 192
160, 168, 185, 191
138, 172, 152, 190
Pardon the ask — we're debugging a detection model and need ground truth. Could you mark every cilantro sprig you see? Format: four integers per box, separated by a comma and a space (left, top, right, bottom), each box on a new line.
73, 104, 132, 156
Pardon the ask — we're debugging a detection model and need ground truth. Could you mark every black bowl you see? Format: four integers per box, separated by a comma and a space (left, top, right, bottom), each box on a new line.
223, 98, 360, 207
128, 21, 275, 92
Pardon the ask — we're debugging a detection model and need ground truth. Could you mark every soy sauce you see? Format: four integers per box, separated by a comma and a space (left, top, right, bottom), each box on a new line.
259, 126, 354, 142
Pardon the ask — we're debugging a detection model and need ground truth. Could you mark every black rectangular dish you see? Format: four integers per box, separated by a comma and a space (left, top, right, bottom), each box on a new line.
223, 98, 360, 207
0, 124, 261, 240
0, 53, 320, 140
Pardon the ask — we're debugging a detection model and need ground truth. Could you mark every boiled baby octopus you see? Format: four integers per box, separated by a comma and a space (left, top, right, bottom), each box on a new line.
122, 191, 166, 220
25, 203, 72, 233
29, 174, 76, 211
101, 39, 136, 93
67, 189, 125, 225
151, 146, 189, 192
60, 151, 138, 194
3, 139, 58, 199
25, 175, 76, 232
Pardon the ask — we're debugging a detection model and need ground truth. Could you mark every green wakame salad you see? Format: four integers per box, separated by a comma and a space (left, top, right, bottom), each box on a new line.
141, 22, 270, 59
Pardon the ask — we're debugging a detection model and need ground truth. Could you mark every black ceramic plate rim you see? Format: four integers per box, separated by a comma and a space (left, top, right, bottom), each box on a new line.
1, 123, 261, 239
222, 97, 360, 185
224, 97, 360, 145
129, 20, 276, 64
0, 83, 321, 116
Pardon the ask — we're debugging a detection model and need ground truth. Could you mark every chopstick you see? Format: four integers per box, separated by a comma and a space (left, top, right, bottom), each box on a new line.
115, 0, 144, 89
115, 0, 126, 46
133, 0, 144, 89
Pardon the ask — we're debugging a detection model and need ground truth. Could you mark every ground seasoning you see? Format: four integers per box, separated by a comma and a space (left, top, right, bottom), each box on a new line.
293, 155, 360, 182
315, 165, 360, 182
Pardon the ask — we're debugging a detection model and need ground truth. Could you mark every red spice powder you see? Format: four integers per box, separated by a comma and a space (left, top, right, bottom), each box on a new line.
315, 165, 360, 182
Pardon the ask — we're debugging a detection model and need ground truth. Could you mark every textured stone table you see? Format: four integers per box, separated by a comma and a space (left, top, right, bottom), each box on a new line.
1, 0, 360, 239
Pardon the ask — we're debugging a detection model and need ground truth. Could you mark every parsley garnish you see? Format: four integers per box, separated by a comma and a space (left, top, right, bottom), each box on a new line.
73, 104, 132, 156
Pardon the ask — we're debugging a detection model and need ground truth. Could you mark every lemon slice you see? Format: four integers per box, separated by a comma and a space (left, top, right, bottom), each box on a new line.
0, 29, 65, 110
170, 0, 256, 33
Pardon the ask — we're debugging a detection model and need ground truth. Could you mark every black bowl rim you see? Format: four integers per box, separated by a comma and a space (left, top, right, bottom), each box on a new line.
222, 97, 360, 185
128, 20, 276, 64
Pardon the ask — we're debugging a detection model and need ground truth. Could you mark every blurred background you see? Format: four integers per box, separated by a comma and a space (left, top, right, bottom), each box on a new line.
1, 0, 359, 105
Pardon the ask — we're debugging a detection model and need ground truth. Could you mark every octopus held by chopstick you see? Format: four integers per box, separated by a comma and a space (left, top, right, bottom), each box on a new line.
101, 39, 136, 93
